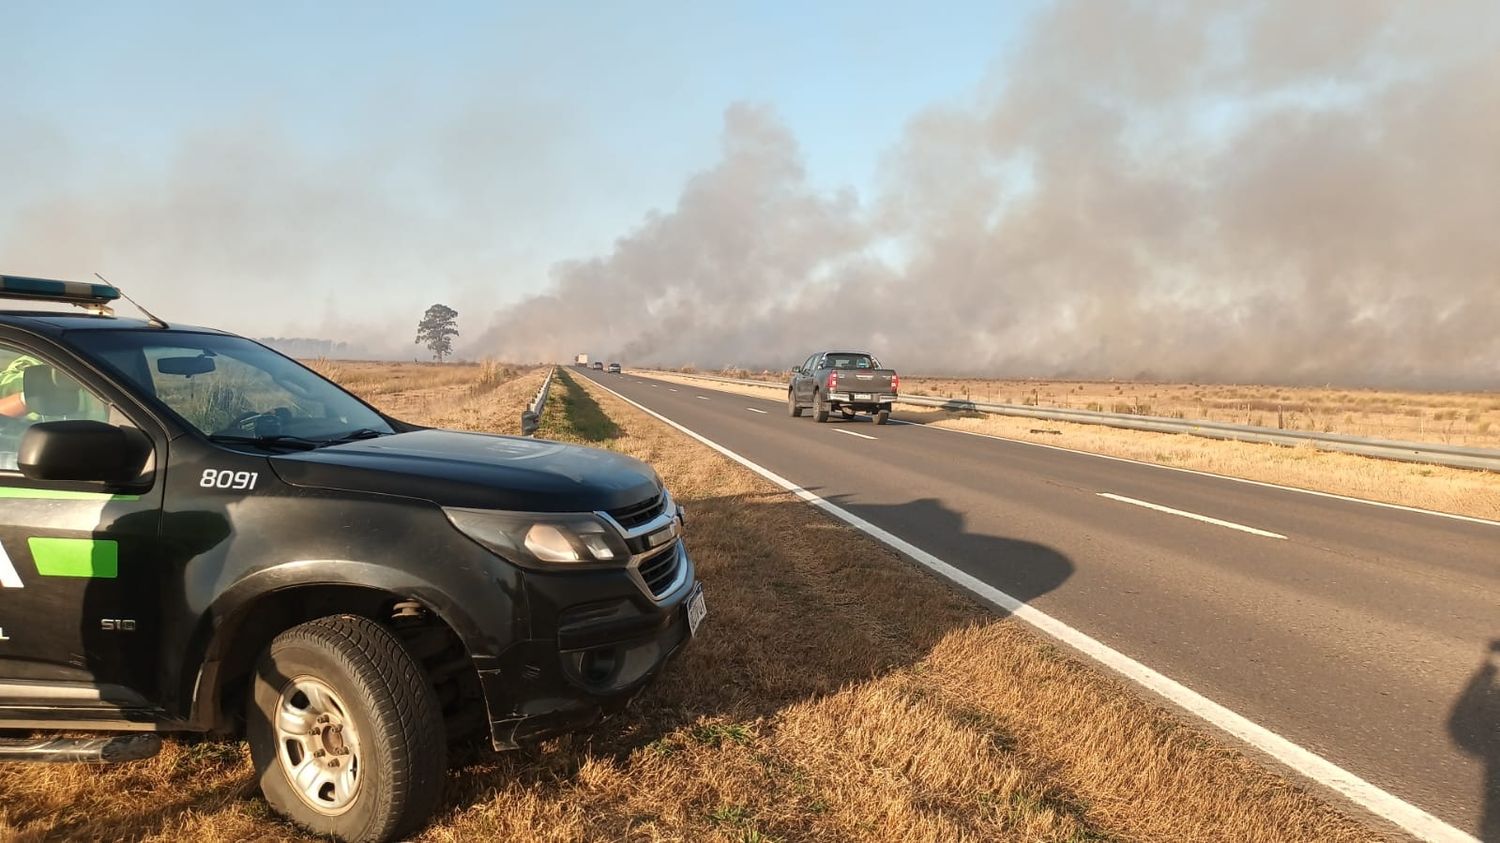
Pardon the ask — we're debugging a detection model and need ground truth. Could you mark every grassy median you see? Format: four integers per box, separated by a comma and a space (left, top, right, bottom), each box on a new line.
537, 369, 620, 443
0, 363, 1380, 842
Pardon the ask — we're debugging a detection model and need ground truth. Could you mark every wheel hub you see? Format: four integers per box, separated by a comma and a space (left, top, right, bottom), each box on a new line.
274, 676, 362, 815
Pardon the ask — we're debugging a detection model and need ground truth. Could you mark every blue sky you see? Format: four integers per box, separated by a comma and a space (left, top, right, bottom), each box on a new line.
8, 2, 1036, 191
3, 2, 1040, 344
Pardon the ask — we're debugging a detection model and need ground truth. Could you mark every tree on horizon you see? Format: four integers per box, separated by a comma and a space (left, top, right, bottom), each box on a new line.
415, 304, 459, 362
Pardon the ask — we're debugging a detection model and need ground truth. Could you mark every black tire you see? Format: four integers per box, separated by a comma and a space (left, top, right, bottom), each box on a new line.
787, 390, 803, 417
813, 392, 829, 423
247, 615, 447, 843
840, 408, 856, 419
875, 409, 890, 425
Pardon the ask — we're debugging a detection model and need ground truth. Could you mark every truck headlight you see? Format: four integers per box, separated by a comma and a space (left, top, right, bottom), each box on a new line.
443, 508, 629, 567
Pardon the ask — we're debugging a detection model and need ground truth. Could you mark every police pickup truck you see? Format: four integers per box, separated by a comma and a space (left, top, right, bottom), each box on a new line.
0, 275, 706, 842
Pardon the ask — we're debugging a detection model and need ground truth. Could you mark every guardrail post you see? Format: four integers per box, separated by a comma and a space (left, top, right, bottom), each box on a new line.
522, 367, 555, 436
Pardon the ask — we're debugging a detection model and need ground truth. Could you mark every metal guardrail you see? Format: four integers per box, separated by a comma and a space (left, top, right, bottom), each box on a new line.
640, 370, 1500, 473
521, 367, 555, 436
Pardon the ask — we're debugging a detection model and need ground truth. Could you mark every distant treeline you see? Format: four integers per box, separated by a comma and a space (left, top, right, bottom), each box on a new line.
259, 337, 378, 359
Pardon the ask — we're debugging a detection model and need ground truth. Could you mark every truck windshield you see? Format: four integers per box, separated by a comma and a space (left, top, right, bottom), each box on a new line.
71, 331, 393, 444
825, 354, 879, 369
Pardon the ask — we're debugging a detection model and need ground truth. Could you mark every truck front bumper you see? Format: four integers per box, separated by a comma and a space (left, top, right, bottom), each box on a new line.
479, 543, 701, 750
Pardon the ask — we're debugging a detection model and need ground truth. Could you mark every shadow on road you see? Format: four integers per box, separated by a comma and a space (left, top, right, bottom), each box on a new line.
1450, 639, 1500, 842
824, 493, 1073, 604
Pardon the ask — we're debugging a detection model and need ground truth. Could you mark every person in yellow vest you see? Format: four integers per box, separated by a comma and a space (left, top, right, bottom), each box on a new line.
0, 355, 41, 419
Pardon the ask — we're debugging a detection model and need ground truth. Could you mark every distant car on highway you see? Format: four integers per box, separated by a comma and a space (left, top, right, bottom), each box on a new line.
787, 350, 898, 424
607, 362, 622, 374
591, 361, 604, 370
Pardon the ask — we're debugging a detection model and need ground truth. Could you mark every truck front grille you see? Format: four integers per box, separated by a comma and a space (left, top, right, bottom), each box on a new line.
637, 542, 682, 597
610, 492, 665, 530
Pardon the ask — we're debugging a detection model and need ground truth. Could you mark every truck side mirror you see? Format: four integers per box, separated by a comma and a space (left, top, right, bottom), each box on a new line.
18, 420, 150, 485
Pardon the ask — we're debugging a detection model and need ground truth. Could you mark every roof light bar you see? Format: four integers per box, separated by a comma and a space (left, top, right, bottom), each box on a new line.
0, 275, 121, 315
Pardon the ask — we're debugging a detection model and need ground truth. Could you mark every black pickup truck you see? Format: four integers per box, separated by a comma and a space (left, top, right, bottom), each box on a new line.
0, 275, 706, 842
786, 350, 899, 424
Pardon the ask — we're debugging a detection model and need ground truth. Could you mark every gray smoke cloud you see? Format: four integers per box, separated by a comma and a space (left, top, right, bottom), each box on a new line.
474, 0, 1500, 388
0, 105, 590, 358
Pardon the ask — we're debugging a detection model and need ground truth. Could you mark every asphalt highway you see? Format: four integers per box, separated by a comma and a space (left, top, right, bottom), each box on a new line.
576, 367, 1500, 841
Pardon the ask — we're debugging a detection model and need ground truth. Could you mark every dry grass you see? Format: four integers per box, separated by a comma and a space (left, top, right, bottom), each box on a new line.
903, 377, 1500, 448
304, 359, 541, 434
305, 359, 516, 397
412, 366, 550, 437
640, 370, 1500, 522
0, 365, 1380, 842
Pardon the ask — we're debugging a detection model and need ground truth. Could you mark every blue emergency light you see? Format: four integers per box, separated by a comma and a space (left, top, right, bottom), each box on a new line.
0, 275, 121, 310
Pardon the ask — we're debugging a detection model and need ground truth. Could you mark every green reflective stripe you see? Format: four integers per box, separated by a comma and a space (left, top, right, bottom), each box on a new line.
0, 488, 139, 501
28, 538, 118, 578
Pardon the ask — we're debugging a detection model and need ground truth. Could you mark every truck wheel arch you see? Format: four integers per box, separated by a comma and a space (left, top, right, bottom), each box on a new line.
185, 567, 492, 735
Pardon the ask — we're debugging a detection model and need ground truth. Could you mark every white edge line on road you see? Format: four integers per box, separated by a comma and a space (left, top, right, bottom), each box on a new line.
588, 376, 1474, 843
1097, 492, 1286, 539
746, 407, 768, 414
630, 375, 1499, 529
697, 395, 710, 400
834, 428, 877, 440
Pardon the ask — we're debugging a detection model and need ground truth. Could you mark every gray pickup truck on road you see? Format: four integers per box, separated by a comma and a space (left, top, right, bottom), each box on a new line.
787, 351, 898, 424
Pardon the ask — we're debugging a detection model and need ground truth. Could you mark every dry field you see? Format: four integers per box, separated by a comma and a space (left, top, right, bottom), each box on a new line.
305, 359, 513, 396
306, 359, 544, 435
641, 371, 1500, 522
902, 378, 1500, 448
691, 368, 1500, 449
0, 364, 1378, 841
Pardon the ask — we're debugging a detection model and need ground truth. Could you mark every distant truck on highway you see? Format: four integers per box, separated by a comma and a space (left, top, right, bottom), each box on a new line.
574, 353, 589, 366
787, 350, 898, 425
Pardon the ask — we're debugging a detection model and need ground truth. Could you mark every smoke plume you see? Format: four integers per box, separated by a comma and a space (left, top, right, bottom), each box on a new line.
475, 1, 1500, 387
0, 107, 589, 359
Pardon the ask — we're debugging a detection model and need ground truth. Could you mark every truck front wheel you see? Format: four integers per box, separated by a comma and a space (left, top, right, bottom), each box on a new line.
787, 390, 803, 417
247, 615, 447, 843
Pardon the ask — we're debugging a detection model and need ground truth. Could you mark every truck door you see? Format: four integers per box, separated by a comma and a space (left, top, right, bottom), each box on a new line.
796, 354, 818, 402
0, 342, 165, 703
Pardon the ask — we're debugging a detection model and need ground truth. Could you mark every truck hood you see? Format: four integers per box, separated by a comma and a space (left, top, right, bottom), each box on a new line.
269, 429, 662, 512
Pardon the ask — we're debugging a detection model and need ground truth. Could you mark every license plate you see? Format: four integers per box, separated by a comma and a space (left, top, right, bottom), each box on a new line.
854, 393, 873, 400
686, 584, 707, 637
